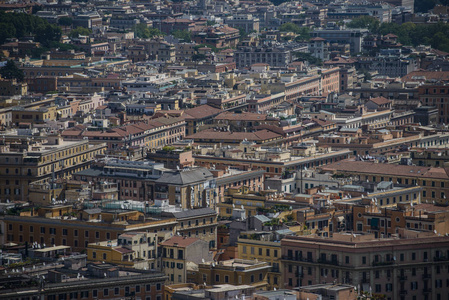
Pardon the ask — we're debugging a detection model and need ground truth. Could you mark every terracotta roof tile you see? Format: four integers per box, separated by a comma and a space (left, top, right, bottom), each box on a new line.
160, 236, 200, 248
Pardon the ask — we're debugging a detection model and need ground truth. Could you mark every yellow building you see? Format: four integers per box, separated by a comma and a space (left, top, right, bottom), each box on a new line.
3, 207, 177, 251
11, 105, 57, 125
196, 259, 271, 289
0, 78, 27, 96
237, 231, 283, 290
218, 187, 281, 218
0, 135, 106, 202
87, 231, 158, 269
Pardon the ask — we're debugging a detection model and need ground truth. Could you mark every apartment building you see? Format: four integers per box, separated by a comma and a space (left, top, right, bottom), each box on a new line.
224, 15, 260, 33
162, 208, 218, 248
0, 267, 167, 300
322, 159, 449, 204
353, 202, 449, 237
62, 117, 186, 150
194, 148, 351, 178
237, 231, 283, 290
11, 106, 57, 125
311, 28, 369, 54
87, 231, 159, 269
234, 46, 291, 68
281, 231, 449, 300
1, 206, 177, 251
196, 259, 271, 289
161, 236, 213, 284
0, 135, 106, 202
418, 84, 449, 124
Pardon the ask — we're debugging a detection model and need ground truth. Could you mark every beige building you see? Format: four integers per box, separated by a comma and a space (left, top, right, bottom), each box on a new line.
196, 259, 271, 290
0, 134, 106, 202
161, 236, 213, 284
282, 231, 449, 300
87, 231, 159, 269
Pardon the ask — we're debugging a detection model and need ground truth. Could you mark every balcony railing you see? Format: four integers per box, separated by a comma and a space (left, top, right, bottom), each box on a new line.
434, 256, 449, 262
423, 288, 432, 294
422, 274, 431, 280
282, 255, 313, 263
317, 258, 339, 266
398, 275, 407, 281
372, 261, 394, 267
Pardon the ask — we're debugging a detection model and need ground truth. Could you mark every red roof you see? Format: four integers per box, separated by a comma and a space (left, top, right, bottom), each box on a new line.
160, 236, 200, 248
368, 96, 392, 106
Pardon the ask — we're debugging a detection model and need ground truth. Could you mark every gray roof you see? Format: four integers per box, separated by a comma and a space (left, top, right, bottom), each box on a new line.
83, 208, 102, 214
172, 208, 217, 219
75, 168, 102, 177
253, 215, 270, 223
156, 168, 213, 185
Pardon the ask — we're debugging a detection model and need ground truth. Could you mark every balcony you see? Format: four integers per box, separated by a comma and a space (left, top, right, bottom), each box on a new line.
399, 290, 407, 296
372, 261, 394, 267
422, 273, 431, 280
282, 255, 313, 263
317, 258, 339, 266
361, 278, 370, 284
398, 275, 407, 281
423, 288, 432, 294
434, 256, 449, 262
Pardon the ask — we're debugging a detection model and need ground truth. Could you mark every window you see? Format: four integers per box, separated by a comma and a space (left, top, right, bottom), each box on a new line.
103, 289, 109, 296
114, 287, 119, 295
156, 283, 161, 291
215, 274, 220, 282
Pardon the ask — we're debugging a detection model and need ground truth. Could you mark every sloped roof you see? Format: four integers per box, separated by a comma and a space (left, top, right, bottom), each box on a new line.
156, 168, 213, 185
160, 236, 201, 248
172, 208, 216, 219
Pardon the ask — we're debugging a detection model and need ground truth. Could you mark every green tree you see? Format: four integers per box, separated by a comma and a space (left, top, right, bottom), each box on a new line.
347, 16, 380, 33
294, 52, 322, 66
0, 60, 24, 82
132, 23, 164, 39
171, 29, 191, 42
58, 16, 73, 27
36, 24, 62, 47
69, 27, 92, 38
192, 53, 206, 61
280, 22, 300, 33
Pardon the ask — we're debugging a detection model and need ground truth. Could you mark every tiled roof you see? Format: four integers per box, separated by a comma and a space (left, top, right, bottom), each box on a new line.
186, 129, 282, 142
402, 71, 449, 82
322, 159, 449, 179
368, 96, 391, 105
183, 105, 222, 120
160, 236, 200, 248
